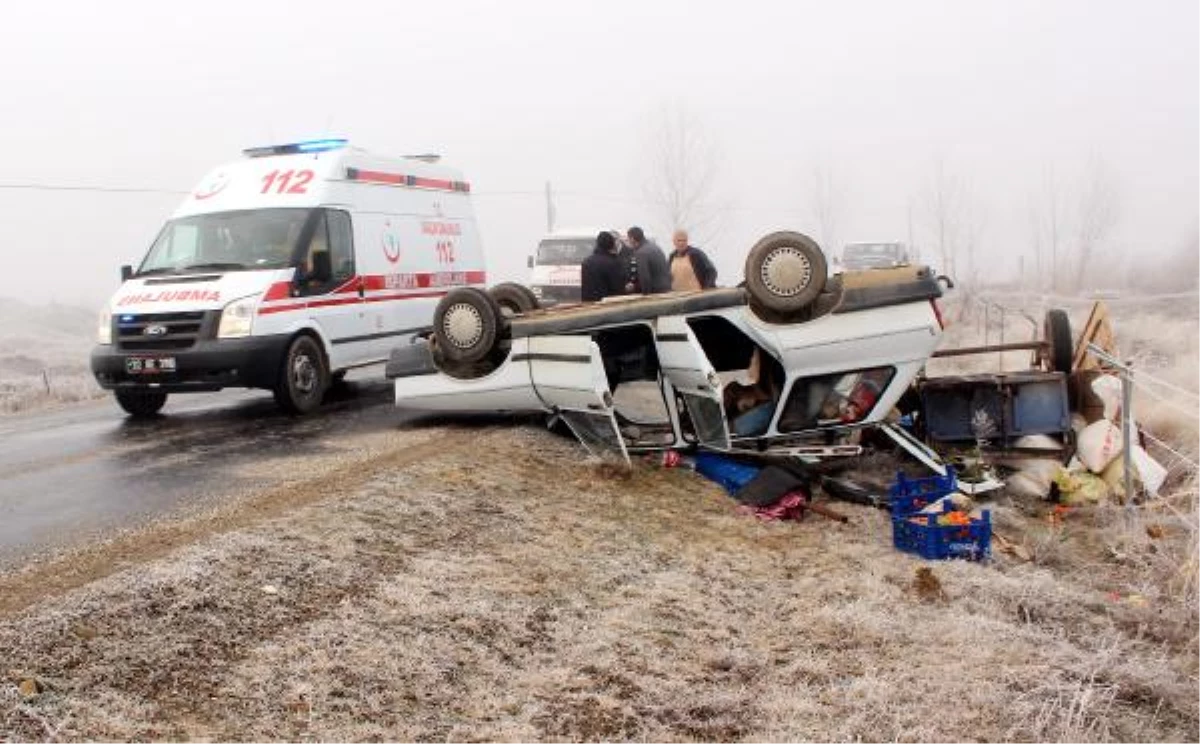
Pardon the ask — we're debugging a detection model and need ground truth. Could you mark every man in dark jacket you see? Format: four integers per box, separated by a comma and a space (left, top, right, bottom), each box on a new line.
623, 226, 671, 294
580, 231, 627, 302
668, 229, 718, 290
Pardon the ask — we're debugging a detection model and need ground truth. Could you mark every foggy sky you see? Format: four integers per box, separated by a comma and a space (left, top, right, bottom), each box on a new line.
0, 0, 1196, 308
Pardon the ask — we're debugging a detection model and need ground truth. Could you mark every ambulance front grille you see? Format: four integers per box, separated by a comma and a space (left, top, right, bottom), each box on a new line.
116, 311, 208, 351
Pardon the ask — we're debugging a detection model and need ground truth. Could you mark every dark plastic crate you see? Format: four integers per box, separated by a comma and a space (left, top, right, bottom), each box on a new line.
892, 505, 992, 561
888, 471, 958, 515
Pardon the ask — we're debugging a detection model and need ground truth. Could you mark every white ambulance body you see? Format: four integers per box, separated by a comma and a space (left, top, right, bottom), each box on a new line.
91, 139, 486, 416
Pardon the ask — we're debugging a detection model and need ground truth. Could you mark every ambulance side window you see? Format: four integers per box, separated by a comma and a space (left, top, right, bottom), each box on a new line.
327, 210, 354, 281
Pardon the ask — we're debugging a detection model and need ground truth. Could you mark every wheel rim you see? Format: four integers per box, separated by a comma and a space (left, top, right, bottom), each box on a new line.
442, 302, 484, 349
291, 351, 318, 395
759, 246, 812, 298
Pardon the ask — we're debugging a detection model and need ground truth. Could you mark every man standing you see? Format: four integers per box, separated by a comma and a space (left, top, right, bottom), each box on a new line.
668, 229, 718, 290
623, 226, 671, 294
580, 230, 627, 302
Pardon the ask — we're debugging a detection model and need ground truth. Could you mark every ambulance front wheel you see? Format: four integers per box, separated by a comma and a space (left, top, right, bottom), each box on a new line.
274, 335, 329, 414
114, 389, 167, 418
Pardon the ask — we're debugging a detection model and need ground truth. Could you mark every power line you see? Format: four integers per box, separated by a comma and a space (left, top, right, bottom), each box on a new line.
0, 182, 187, 195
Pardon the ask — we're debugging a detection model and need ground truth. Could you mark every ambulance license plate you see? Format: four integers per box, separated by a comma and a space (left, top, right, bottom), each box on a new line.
125, 356, 176, 374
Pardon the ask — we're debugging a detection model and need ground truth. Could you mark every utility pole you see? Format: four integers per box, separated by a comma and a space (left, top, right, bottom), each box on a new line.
545, 181, 556, 233
907, 202, 916, 262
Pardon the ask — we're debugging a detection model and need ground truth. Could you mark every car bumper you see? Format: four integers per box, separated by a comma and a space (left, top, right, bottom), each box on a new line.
90, 335, 292, 392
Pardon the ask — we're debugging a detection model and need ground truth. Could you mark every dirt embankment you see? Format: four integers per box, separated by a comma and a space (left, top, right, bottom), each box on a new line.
1, 423, 1196, 742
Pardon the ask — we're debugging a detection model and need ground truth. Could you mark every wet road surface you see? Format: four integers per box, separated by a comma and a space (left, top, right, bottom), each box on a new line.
0, 373, 410, 569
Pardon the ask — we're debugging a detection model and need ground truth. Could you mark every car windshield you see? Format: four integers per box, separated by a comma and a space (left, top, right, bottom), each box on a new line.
138, 208, 314, 275
844, 244, 902, 259
536, 238, 594, 266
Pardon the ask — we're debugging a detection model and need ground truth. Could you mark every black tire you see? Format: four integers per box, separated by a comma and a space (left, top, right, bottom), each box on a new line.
114, 389, 167, 418
1044, 308, 1073, 373
489, 282, 539, 318
433, 287, 502, 364
743, 231, 828, 317
274, 335, 328, 414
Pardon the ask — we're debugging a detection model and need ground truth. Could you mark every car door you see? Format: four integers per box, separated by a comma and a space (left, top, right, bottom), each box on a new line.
526, 334, 629, 465
297, 209, 367, 369
653, 315, 731, 450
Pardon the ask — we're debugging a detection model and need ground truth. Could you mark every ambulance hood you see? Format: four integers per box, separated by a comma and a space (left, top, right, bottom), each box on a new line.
108, 269, 293, 314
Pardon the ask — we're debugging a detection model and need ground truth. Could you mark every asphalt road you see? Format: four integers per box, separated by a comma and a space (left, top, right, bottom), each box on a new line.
0, 372, 408, 569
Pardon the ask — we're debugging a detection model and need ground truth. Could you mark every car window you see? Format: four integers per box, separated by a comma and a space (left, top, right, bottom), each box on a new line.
777, 367, 895, 431
327, 209, 355, 280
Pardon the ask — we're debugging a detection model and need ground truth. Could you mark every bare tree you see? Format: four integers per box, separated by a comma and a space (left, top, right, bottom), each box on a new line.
1027, 159, 1121, 294
641, 101, 725, 245
807, 163, 845, 255
919, 158, 993, 303
1027, 165, 1067, 292
957, 195, 988, 290
1071, 157, 1120, 292
920, 158, 964, 282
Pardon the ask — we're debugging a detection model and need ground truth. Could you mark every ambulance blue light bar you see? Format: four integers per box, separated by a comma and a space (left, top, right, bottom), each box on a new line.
243, 138, 349, 158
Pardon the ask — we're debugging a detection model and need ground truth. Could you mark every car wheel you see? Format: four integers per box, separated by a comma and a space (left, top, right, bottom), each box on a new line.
434, 287, 502, 364
114, 389, 167, 418
1044, 309, 1073, 373
489, 282, 540, 318
743, 231, 827, 317
274, 335, 328, 414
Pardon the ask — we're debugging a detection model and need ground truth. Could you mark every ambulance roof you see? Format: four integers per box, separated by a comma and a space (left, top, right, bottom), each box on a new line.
174, 139, 468, 219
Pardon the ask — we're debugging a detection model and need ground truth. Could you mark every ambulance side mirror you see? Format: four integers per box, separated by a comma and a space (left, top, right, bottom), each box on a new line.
527, 255, 534, 268
309, 251, 333, 283
120, 264, 133, 281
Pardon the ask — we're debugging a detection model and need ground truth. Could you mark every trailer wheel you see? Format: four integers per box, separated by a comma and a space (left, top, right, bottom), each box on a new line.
1044, 309, 1073, 373
434, 287, 502, 364
114, 389, 167, 418
489, 282, 540, 318
743, 231, 827, 318
274, 335, 328, 414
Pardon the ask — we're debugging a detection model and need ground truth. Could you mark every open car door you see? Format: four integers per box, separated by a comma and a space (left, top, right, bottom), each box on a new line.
526, 334, 630, 466
653, 316, 731, 450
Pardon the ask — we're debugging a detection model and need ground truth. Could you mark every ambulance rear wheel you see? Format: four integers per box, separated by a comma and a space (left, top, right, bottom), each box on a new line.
114, 389, 167, 418
744, 231, 827, 317
274, 335, 328, 414
434, 288, 502, 364
489, 282, 539, 318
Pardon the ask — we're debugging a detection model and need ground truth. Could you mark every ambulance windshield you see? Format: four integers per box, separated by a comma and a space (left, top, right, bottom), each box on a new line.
138, 208, 314, 275
536, 238, 594, 266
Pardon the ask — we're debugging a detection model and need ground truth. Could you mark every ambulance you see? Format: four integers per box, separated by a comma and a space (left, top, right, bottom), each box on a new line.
526, 228, 608, 306
90, 138, 487, 417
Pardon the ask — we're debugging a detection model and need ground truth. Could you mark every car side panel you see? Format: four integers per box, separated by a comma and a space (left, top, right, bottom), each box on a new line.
390, 339, 542, 412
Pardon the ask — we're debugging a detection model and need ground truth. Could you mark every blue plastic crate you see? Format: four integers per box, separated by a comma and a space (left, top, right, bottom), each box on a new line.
889, 470, 958, 515
693, 453, 762, 495
892, 505, 992, 561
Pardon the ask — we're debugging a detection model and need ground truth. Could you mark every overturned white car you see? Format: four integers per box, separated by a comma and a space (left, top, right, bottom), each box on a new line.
386, 232, 946, 463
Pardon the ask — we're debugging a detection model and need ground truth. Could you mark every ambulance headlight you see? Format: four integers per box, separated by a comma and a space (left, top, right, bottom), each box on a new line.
97, 308, 113, 345
217, 296, 256, 338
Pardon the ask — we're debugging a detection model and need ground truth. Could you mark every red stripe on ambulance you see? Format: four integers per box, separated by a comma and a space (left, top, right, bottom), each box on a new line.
256, 272, 485, 316
345, 168, 470, 193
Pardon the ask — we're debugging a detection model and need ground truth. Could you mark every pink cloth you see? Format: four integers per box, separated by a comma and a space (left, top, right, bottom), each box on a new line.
737, 490, 807, 521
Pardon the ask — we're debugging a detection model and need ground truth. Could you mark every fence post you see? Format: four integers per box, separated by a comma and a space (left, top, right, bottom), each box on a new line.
1088, 343, 1138, 515
42, 370, 50, 395
1121, 363, 1134, 514
998, 305, 1006, 372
